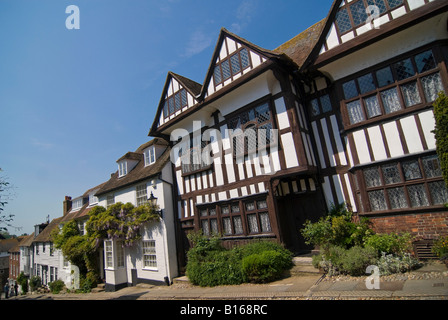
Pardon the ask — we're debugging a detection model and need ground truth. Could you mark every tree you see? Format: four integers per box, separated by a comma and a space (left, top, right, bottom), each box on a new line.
433, 92, 448, 187
0, 168, 15, 231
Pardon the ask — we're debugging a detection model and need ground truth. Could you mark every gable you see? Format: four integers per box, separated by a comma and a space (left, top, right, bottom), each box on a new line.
157, 73, 200, 128
204, 31, 271, 98
319, 0, 441, 55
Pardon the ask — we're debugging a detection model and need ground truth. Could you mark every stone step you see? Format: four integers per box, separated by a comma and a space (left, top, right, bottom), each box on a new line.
292, 256, 313, 266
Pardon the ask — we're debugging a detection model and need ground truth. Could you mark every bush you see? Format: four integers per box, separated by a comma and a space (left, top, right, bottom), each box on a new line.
432, 235, 448, 260
185, 234, 293, 287
29, 276, 41, 292
48, 279, 65, 294
377, 252, 422, 275
16, 272, 29, 294
433, 92, 448, 187
341, 246, 378, 276
365, 232, 413, 255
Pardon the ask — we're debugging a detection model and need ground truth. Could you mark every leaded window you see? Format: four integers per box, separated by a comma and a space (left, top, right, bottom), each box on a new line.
360, 154, 448, 212
214, 47, 251, 87
341, 49, 445, 126
163, 88, 189, 118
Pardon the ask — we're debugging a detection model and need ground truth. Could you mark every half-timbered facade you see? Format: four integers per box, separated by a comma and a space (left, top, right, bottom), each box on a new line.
149, 0, 448, 263
149, 29, 327, 260
300, 0, 448, 256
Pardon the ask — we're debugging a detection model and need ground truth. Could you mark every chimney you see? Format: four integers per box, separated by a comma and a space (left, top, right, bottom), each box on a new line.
63, 196, 72, 216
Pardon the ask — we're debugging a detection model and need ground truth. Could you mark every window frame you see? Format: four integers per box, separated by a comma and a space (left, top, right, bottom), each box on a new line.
356, 153, 448, 213
118, 161, 128, 177
142, 240, 157, 270
136, 184, 148, 207
144, 146, 156, 166
213, 47, 252, 87
340, 46, 446, 128
163, 88, 188, 119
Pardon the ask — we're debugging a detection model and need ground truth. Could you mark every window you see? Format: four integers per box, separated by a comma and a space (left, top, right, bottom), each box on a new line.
309, 93, 333, 117
144, 146, 156, 166
341, 49, 444, 126
105, 240, 113, 269
118, 161, 127, 177
181, 138, 211, 175
360, 154, 448, 212
227, 102, 275, 159
163, 89, 188, 118
116, 241, 125, 268
198, 197, 272, 237
89, 193, 98, 206
106, 195, 115, 208
72, 198, 83, 211
214, 47, 251, 87
142, 240, 157, 269
335, 0, 404, 35
136, 184, 147, 207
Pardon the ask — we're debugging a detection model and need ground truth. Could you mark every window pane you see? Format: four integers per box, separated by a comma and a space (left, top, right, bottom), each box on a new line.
364, 95, 382, 118
320, 95, 332, 113
421, 73, 444, 102
257, 200, 268, 209
428, 181, 448, 205
255, 103, 270, 123
407, 184, 429, 207
367, 0, 387, 14
214, 65, 222, 84
230, 54, 241, 74
381, 88, 401, 114
233, 216, 243, 234
364, 167, 382, 187
223, 217, 232, 235
346, 100, 364, 124
201, 220, 210, 236
200, 209, 208, 217
259, 212, 272, 232
310, 99, 320, 116
181, 89, 188, 107
336, 8, 352, 34
210, 219, 218, 234
209, 208, 216, 216
174, 92, 181, 111
221, 60, 231, 80
168, 97, 175, 114
393, 58, 415, 81
368, 190, 388, 211
376, 67, 394, 87
387, 187, 408, 209
240, 48, 250, 69
422, 155, 442, 178
221, 205, 230, 214
343, 80, 359, 99
382, 163, 401, 185
231, 203, 240, 213
403, 160, 422, 181
358, 74, 376, 94
387, 0, 403, 9
245, 202, 255, 211
350, 1, 368, 26
415, 50, 436, 73
247, 214, 259, 233
401, 81, 422, 107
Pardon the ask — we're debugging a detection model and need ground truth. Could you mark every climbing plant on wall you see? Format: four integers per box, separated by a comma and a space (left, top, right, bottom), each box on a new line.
433, 92, 448, 189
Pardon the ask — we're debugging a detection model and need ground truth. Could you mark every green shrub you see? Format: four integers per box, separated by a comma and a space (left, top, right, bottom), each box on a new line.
377, 252, 422, 275
432, 235, 448, 259
186, 235, 293, 286
16, 272, 29, 294
365, 232, 413, 255
341, 246, 378, 276
433, 92, 448, 187
48, 279, 65, 294
29, 276, 41, 292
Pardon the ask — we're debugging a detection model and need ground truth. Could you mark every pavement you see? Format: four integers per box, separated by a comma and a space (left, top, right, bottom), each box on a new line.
4, 261, 448, 302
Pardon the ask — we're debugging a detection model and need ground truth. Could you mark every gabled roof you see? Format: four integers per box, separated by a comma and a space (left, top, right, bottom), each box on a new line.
274, 19, 326, 68
18, 233, 34, 248
0, 238, 19, 253
149, 28, 294, 137
95, 139, 171, 197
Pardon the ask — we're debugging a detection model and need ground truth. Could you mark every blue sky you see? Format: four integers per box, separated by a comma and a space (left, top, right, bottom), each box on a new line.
0, 0, 333, 234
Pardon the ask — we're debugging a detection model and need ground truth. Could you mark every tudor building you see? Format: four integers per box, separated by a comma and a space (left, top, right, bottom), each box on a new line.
149, 0, 448, 263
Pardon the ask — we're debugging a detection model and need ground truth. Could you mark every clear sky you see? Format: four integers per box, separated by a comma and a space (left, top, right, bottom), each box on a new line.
0, 0, 333, 234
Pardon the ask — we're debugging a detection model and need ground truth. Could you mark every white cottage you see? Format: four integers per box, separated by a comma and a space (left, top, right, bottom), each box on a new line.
94, 138, 178, 291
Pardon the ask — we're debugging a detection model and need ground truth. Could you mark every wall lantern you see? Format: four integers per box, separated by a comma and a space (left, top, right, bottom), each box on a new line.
148, 191, 163, 217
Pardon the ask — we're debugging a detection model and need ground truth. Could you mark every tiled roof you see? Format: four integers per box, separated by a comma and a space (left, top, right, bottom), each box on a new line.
274, 19, 326, 68
95, 140, 171, 197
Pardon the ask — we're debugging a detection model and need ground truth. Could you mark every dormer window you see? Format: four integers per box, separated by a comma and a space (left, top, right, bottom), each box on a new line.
72, 198, 83, 211
144, 146, 156, 166
89, 193, 98, 206
118, 161, 128, 177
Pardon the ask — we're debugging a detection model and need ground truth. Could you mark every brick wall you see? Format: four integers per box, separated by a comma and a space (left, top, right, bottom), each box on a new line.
368, 211, 448, 241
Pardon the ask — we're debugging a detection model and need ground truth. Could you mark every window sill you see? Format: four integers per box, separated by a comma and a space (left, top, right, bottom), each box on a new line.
142, 267, 158, 272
